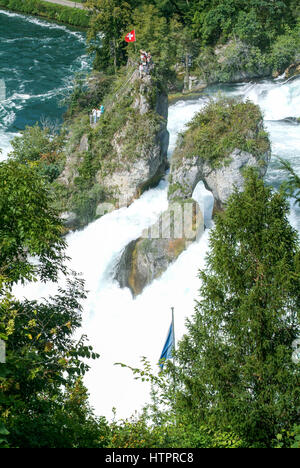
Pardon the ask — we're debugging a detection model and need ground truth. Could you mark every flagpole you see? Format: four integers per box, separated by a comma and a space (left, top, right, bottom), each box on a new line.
171, 306, 175, 365
171, 307, 176, 397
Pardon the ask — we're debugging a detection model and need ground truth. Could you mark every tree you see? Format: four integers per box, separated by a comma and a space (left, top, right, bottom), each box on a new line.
280, 159, 300, 206
86, 0, 132, 73
0, 160, 67, 285
0, 160, 105, 447
173, 170, 300, 446
0, 276, 105, 448
191, 0, 295, 45
169, 17, 201, 89
126, 5, 170, 73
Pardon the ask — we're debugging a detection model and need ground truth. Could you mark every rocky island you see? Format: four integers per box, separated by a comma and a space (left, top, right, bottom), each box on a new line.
115, 97, 271, 296
55, 67, 169, 228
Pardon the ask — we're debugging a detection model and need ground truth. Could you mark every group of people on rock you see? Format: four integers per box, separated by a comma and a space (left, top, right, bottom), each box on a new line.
139, 50, 153, 78
90, 105, 105, 125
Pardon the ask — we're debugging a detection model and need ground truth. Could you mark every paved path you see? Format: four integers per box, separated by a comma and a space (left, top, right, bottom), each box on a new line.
42, 0, 85, 9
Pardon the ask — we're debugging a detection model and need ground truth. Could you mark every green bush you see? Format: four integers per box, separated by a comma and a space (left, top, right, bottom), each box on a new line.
234, 9, 268, 48
9, 124, 65, 182
0, 0, 90, 28
173, 96, 270, 168
269, 31, 299, 73
109, 414, 245, 449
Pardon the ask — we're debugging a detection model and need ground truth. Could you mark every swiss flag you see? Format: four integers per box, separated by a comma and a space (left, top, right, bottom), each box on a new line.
125, 30, 136, 43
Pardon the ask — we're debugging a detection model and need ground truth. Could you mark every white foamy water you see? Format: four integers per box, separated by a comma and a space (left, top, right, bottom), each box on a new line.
0, 9, 86, 41
246, 77, 300, 121
13, 76, 300, 420
0, 131, 16, 160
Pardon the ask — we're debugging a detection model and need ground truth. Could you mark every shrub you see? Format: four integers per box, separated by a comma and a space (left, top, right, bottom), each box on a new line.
173, 97, 270, 168
9, 124, 65, 182
269, 31, 299, 73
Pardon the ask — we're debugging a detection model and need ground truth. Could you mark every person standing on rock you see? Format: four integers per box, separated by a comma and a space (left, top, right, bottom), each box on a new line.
140, 49, 147, 64
146, 52, 152, 73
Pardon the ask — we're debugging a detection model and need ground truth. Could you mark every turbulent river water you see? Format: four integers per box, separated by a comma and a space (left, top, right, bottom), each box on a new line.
0, 9, 89, 159
1, 10, 300, 420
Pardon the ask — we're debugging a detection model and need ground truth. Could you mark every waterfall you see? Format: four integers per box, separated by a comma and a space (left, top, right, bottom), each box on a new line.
11, 75, 300, 419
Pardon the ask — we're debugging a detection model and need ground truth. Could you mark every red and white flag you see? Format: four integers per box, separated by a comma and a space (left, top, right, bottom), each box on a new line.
125, 30, 136, 43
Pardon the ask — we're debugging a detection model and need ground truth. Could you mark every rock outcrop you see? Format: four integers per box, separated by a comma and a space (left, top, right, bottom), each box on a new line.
169, 148, 270, 212
98, 72, 169, 207
168, 99, 271, 212
115, 199, 204, 296
115, 98, 271, 296
56, 68, 169, 228
284, 62, 300, 79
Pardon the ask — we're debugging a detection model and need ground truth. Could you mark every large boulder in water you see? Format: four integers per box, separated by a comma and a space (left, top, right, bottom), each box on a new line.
115, 199, 204, 296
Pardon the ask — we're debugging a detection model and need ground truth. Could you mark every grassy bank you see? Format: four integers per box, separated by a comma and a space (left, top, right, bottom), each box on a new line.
0, 0, 90, 28
168, 90, 207, 105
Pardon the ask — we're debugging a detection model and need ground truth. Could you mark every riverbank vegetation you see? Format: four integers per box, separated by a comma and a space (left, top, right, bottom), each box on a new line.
0, 0, 90, 28
172, 97, 270, 168
86, 0, 300, 87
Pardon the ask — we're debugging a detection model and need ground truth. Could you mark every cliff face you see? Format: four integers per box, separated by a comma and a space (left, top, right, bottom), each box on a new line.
57, 68, 169, 228
98, 73, 169, 206
169, 147, 271, 212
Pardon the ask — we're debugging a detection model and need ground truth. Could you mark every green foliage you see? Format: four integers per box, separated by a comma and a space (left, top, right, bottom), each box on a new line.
114, 359, 245, 448
72, 182, 106, 226
272, 425, 300, 448
234, 9, 268, 48
0, 415, 9, 448
86, 0, 132, 73
109, 413, 245, 448
0, 0, 90, 27
0, 163, 106, 447
172, 171, 300, 446
0, 160, 66, 284
0, 273, 107, 448
269, 29, 299, 73
83, 0, 300, 85
191, 0, 295, 46
173, 96, 270, 167
192, 40, 270, 84
127, 4, 174, 78
63, 72, 113, 119
280, 158, 300, 206
9, 124, 65, 182
291, 425, 300, 448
